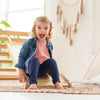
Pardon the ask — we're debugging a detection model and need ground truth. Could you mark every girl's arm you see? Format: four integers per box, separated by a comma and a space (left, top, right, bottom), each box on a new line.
19, 69, 28, 82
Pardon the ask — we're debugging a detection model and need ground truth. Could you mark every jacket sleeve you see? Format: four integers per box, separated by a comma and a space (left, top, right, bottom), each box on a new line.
51, 42, 53, 51
49, 42, 53, 58
15, 40, 30, 69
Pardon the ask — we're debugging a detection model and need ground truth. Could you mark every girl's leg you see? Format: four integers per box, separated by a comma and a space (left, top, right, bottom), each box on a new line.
28, 57, 40, 89
39, 58, 63, 88
40, 58, 60, 84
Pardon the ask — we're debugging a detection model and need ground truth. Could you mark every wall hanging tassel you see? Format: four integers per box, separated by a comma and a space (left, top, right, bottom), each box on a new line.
73, 24, 77, 33
77, 12, 80, 24
56, 5, 60, 23
70, 29, 74, 46
64, 23, 67, 36
68, 26, 72, 45
63, 19, 66, 34
56, 5, 60, 15
80, 0, 84, 15
70, 39, 73, 46
66, 27, 69, 38
60, 9, 62, 21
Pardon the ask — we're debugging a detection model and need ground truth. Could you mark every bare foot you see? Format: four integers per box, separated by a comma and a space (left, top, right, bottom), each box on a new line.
28, 84, 38, 90
55, 81, 64, 89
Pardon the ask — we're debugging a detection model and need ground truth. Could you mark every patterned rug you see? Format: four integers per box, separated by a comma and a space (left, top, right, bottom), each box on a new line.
0, 82, 100, 95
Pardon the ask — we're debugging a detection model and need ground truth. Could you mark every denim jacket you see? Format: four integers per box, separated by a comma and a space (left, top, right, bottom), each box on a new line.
15, 37, 53, 73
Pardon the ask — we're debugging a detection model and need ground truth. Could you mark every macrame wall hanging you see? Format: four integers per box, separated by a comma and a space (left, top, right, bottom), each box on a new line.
56, 0, 84, 45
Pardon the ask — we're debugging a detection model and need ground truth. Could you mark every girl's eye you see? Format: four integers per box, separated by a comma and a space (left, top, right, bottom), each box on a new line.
44, 27, 48, 30
38, 27, 41, 29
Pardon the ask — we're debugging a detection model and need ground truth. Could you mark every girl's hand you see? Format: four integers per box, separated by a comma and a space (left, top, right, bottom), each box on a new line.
18, 69, 28, 83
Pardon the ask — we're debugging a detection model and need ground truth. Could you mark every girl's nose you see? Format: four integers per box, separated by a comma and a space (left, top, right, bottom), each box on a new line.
41, 29, 45, 32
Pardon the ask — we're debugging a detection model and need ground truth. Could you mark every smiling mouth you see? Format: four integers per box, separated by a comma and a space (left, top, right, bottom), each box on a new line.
39, 34, 45, 38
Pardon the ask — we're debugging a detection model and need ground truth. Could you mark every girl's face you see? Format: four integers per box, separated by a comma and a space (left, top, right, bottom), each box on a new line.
35, 21, 50, 42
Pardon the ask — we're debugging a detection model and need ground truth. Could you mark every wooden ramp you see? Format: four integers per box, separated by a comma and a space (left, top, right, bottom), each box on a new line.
0, 43, 18, 80
0, 30, 27, 80
6, 42, 72, 88
6, 42, 22, 65
37, 74, 71, 88
82, 48, 100, 81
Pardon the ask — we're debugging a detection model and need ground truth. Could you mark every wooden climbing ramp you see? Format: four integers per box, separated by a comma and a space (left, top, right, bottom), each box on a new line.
0, 30, 27, 80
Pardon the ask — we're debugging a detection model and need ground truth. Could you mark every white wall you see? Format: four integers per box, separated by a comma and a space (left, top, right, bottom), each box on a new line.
45, 0, 95, 82
93, 0, 100, 53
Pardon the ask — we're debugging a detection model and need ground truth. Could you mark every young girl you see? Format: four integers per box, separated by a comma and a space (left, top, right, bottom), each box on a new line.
15, 16, 63, 89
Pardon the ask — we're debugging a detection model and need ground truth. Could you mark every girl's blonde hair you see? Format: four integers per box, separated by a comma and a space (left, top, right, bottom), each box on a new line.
31, 16, 53, 41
